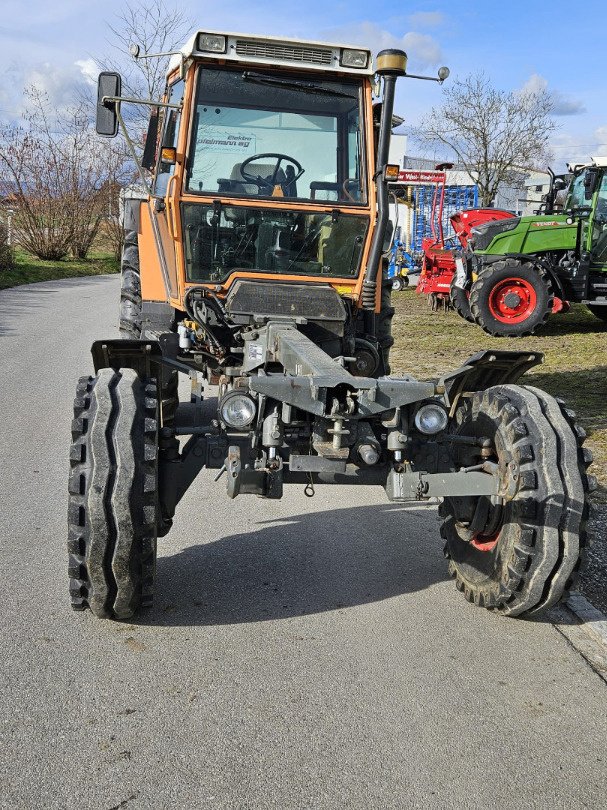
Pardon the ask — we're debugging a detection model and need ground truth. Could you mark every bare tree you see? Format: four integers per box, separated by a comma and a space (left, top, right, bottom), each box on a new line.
0, 88, 132, 260
95, 0, 193, 133
414, 73, 556, 206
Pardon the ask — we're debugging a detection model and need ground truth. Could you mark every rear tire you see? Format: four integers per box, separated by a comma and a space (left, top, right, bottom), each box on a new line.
469, 260, 553, 336
118, 228, 178, 426
376, 281, 395, 375
450, 279, 474, 323
67, 368, 159, 619
587, 304, 607, 322
392, 277, 404, 292
440, 384, 591, 617
119, 230, 142, 339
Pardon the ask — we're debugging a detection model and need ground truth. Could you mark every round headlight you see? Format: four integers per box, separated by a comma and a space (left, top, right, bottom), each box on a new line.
220, 392, 256, 429
414, 402, 448, 435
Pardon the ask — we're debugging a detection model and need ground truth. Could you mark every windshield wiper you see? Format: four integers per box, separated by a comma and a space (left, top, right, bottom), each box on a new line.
242, 71, 356, 99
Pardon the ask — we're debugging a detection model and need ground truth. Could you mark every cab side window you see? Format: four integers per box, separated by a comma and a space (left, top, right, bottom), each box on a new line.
154, 79, 185, 196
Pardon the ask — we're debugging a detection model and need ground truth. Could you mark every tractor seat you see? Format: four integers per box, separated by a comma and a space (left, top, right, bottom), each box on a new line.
217, 162, 288, 197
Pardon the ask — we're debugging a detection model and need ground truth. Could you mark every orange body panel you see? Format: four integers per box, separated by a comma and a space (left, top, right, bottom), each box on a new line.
139, 202, 167, 302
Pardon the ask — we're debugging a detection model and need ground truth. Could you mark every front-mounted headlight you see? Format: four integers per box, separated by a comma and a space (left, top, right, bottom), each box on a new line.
220, 391, 257, 429
414, 402, 449, 435
340, 48, 369, 69
197, 33, 227, 54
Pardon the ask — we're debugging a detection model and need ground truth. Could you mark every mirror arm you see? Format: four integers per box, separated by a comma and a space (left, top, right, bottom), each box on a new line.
102, 95, 182, 110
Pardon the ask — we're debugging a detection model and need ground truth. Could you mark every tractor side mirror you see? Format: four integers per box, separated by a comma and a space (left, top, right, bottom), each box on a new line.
553, 178, 566, 191
583, 168, 599, 200
96, 72, 122, 138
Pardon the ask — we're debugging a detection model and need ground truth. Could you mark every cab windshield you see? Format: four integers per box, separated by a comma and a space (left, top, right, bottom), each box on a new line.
186, 66, 366, 204
181, 203, 368, 282
566, 171, 589, 210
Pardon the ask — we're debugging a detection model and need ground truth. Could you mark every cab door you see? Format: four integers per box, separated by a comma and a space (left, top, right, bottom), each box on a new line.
588, 172, 607, 268
151, 78, 185, 302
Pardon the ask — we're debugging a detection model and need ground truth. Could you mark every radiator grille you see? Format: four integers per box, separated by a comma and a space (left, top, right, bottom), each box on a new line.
235, 40, 333, 66
226, 281, 345, 321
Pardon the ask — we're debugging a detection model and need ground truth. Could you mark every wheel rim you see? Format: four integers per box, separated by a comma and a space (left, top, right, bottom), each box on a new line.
457, 499, 503, 553
469, 531, 500, 552
487, 277, 537, 324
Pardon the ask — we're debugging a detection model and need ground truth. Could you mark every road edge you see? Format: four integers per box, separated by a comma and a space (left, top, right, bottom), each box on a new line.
550, 593, 607, 684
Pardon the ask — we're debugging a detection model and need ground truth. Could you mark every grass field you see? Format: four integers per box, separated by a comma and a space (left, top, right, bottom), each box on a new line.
391, 288, 607, 501
0, 249, 119, 290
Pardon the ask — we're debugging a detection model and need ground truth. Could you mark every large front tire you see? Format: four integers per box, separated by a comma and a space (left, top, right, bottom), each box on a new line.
469, 260, 553, 337
67, 368, 159, 619
440, 384, 592, 617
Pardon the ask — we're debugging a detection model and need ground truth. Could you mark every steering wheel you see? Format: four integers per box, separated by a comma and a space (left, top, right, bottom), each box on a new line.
240, 152, 304, 192
342, 178, 360, 203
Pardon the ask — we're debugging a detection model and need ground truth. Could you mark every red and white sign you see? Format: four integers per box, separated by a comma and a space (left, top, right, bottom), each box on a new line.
396, 170, 446, 184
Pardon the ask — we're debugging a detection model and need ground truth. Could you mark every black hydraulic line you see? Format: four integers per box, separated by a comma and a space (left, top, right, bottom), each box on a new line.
362, 73, 398, 309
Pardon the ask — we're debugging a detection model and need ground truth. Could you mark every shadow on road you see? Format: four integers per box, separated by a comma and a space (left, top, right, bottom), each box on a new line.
139, 503, 446, 627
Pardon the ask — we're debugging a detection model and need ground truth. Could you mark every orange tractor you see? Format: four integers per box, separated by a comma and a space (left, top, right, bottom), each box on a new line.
67, 30, 592, 621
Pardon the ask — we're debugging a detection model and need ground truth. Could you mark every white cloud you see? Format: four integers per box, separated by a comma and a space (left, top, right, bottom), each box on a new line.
323, 21, 443, 69
552, 98, 586, 116
23, 63, 86, 109
547, 131, 600, 170
520, 73, 548, 96
402, 32, 443, 68
0, 61, 94, 125
594, 125, 607, 155
75, 59, 99, 87
520, 73, 585, 116
408, 11, 445, 29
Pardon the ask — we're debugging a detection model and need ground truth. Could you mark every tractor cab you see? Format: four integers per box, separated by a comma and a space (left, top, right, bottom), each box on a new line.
566, 157, 607, 269
101, 32, 384, 313
157, 53, 374, 291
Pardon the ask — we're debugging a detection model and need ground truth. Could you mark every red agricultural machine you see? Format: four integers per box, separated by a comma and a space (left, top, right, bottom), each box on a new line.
416, 168, 575, 332
416, 167, 516, 312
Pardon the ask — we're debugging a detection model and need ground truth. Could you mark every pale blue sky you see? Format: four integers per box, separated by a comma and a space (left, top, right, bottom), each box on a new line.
1, 0, 605, 169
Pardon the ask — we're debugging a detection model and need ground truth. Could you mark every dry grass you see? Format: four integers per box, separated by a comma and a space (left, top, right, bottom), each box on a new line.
390, 289, 607, 501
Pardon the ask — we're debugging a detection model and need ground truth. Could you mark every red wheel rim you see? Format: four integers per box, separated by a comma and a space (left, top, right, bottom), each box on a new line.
470, 530, 500, 552
487, 277, 537, 324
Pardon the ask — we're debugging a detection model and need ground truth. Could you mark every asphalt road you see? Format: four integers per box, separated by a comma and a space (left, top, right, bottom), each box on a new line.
1, 276, 606, 810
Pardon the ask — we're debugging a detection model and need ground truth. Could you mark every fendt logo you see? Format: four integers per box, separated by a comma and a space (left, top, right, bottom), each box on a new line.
531, 221, 562, 227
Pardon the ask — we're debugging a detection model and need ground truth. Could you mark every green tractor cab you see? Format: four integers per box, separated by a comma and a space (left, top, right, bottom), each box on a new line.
456, 159, 607, 336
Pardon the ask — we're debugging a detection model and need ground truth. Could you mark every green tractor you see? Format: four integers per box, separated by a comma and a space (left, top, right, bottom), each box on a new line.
452, 158, 607, 336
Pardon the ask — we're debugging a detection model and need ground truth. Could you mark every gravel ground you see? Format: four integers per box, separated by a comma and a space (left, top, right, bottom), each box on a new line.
585, 504, 607, 613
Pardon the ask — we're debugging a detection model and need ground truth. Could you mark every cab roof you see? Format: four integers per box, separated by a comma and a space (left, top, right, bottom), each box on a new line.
568, 156, 607, 172
169, 30, 374, 77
